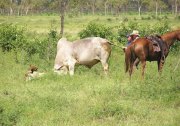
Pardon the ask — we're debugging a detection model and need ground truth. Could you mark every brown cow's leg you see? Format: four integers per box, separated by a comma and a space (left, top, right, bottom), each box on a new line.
129, 62, 134, 77
134, 58, 140, 69
157, 59, 164, 75
141, 60, 146, 79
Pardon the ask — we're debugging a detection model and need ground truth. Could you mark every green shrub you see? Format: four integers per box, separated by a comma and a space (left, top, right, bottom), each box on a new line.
163, 15, 168, 19
39, 30, 58, 61
0, 23, 27, 52
141, 16, 151, 20
175, 15, 180, 20
123, 17, 128, 22
117, 21, 170, 45
24, 29, 58, 62
78, 22, 114, 40
107, 18, 112, 22
0, 23, 59, 63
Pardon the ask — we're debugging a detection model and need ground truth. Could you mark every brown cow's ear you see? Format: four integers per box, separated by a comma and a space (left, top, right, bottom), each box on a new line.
29, 65, 38, 73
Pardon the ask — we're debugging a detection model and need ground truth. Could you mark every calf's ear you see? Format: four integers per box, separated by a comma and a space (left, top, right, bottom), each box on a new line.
29, 65, 38, 72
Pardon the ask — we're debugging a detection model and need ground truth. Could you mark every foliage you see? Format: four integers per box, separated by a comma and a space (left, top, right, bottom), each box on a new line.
79, 22, 114, 41
24, 30, 58, 62
117, 21, 170, 45
0, 23, 27, 52
0, 46, 179, 125
39, 29, 58, 61
0, 23, 59, 63
0, 14, 179, 126
79, 20, 177, 51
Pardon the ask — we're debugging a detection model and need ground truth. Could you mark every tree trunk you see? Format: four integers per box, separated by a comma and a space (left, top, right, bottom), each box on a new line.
26, 7, 29, 15
138, 6, 141, 17
155, 0, 158, 18
104, 1, 108, 16
160, 8, 162, 15
10, 7, 13, 15
175, 0, 177, 17
110, 4, 113, 15
92, 4, 95, 15
137, 1, 141, 17
60, 0, 65, 37
171, 5, 174, 14
18, 7, 20, 16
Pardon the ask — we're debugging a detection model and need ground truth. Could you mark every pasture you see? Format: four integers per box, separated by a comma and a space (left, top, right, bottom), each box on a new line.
0, 14, 180, 126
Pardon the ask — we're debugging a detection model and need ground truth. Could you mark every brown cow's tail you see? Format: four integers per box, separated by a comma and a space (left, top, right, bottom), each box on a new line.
125, 45, 136, 76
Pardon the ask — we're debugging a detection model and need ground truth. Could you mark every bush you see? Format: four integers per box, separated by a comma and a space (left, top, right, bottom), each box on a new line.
117, 21, 170, 45
0, 23, 59, 63
141, 16, 151, 20
24, 29, 58, 62
0, 23, 27, 52
39, 30, 58, 61
175, 15, 180, 20
78, 22, 114, 40
123, 17, 128, 22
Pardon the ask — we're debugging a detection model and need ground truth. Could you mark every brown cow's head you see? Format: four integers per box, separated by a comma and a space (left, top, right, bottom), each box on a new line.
28, 65, 38, 73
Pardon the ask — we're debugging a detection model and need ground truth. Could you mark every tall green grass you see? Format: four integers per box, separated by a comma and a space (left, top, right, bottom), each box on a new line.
0, 15, 180, 126
0, 47, 180, 126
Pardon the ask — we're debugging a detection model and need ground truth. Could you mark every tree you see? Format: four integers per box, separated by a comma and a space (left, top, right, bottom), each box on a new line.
133, 0, 149, 16
60, 0, 67, 36
102, 0, 109, 15
148, 0, 167, 18
86, 0, 97, 15
170, 0, 180, 17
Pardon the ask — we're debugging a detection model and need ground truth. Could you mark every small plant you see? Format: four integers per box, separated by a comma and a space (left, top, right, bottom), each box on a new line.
107, 18, 112, 22
175, 15, 180, 20
123, 17, 128, 22
141, 16, 151, 20
151, 15, 156, 19
163, 15, 168, 19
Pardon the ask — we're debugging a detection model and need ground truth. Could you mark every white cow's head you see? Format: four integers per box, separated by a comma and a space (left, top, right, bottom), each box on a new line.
54, 64, 68, 75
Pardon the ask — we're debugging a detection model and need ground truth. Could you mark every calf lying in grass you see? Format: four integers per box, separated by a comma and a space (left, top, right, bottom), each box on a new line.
25, 65, 45, 81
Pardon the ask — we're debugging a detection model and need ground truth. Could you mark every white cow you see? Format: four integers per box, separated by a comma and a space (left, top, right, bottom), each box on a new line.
54, 37, 111, 75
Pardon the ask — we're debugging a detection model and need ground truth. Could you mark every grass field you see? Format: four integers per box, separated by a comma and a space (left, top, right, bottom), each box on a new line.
0, 14, 180, 126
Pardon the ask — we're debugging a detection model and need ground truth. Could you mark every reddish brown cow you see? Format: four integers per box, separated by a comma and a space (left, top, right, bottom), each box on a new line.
125, 30, 180, 78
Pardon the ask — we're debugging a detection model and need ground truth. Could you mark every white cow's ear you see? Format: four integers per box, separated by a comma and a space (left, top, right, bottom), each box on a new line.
54, 64, 62, 70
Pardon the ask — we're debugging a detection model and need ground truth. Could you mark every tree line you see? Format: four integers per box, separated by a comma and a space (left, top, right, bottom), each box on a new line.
0, 0, 179, 16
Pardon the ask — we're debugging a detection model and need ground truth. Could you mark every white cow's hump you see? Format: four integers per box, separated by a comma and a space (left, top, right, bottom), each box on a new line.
59, 37, 67, 42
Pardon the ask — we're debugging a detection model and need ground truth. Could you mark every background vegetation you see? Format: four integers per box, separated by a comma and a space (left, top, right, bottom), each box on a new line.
0, 1, 180, 125
0, 0, 180, 17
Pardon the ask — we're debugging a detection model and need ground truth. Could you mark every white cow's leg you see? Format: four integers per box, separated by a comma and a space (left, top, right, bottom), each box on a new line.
101, 60, 109, 74
68, 65, 75, 75
100, 49, 110, 74
61, 66, 68, 75
68, 59, 76, 76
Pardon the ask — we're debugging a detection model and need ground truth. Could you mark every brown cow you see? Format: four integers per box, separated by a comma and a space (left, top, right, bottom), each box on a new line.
25, 65, 45, 81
